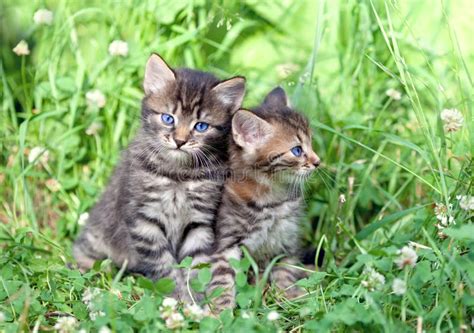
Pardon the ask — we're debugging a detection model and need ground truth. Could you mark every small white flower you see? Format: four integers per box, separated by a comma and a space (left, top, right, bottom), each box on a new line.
361, 267, 385, 291
78, 212, 89, 226
395, 246, 418, 269
183, 304, 205, 322
86, 122, 103, 136
33, 9, 53, 25
82, 287, 101, 306
392, 278, 407, 296
457, 195, 474, 211
0, 311, 5, 322
434, 202, 455, 228
108, 40, 129, 57
165, 312, 185, 330
28, 147, 49, 164
159, 297, 178, 319
338, 194, 346, 204
78, 330, 87, 333
440, 108, 463, 133
13, 40, 30, 56
53, 316, 78, 333
89, 311, 105, 321
386, 88, 402, 100
86, 90, 106, 108
267, 310, 280, 321
162, 297, 178, 308
98, 326, 111, 333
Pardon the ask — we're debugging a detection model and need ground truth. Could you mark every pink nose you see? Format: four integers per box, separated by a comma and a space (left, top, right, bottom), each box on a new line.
309, 152, 321, 167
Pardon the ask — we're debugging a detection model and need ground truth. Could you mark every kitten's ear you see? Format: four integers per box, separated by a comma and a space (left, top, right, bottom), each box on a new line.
232, 109, 273, 147
263, 86, 290, 107
212, 76, 246, 113
143, 53, 176, 95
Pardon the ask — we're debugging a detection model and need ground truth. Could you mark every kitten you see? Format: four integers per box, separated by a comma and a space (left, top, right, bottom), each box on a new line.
208, 87, 320, 311
73, 54, 245, 301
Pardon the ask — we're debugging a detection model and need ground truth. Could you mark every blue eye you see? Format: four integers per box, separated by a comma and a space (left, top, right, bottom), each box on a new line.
291, 146, 303, 157
161, 113, 174, 125
194, 122, 209, 132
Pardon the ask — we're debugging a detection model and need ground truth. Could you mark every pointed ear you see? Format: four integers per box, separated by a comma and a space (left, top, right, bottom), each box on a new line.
232, 110, 273, 148
263, 86, 290, 107
143, 53, 176, 95
212, 76, 246, 113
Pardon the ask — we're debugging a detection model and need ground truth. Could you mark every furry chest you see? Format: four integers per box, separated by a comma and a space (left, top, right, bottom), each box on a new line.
242, 201, 301, 257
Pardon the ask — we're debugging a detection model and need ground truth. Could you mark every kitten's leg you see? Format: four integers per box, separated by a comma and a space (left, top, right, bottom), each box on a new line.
207, 246, 241, 313
126, 216, 188, 301
270, 257, 307, 299
73, 227, 107, 272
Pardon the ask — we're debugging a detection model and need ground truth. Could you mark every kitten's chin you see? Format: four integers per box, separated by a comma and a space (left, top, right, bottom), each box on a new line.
165, 148, 192, 163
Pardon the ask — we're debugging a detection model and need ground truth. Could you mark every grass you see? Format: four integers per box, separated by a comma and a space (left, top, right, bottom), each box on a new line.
0, 0, 473, 332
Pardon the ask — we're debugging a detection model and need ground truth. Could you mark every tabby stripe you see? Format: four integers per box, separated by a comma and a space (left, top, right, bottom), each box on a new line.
180, 222, 212, 244
136, 245, 167, 258
213, 265, 235, 277
193, 204, 218, 215
137, 212, 167, 235
129, 231, 156, 245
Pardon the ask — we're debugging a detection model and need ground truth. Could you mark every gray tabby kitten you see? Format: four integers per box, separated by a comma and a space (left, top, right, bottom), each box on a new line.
208, 87, 320, 311
73, 54, 245, 301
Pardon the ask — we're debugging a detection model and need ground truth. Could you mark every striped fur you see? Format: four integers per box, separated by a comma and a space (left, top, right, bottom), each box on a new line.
73, 54, 245, 301
208, 87, 320, 312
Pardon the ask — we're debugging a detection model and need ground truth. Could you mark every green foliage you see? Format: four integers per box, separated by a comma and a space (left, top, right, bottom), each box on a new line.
0, 0, 473, 332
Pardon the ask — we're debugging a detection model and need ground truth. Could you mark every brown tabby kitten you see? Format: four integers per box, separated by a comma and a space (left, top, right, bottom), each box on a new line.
208, 87, 320, 311
73, 54, 245, 301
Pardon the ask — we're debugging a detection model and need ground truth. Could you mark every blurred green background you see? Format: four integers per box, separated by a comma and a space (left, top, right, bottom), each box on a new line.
0, 0, 472, 332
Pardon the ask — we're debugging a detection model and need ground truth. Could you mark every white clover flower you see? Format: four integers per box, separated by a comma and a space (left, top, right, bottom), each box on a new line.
159, 297, 178, 319
392, 278, 407, 296
434, 202, 455, 227
13, 40, 30, 56
28, 147, 49, 164
89, 311, 105, 321
457, 195, 474, 211
440, 108, 463, 133
162, 297, 178, 308
53, 316, 78, 333
86, 90, 106, 108
361, 267, 385, 291
165, 312, 185, 330
267, 310, 280, 321
386, 88, 402, 100
0, 311, 5, 322
78, 212, 89, 226
395, 246, 418, 269
98, 326, 111, 333
86, 122, 103, 136
33, 9, 53, 25
82, 287, 101, 306
338, 194, 346, 204
108, 40, 129, 57
183, 304, 205, 322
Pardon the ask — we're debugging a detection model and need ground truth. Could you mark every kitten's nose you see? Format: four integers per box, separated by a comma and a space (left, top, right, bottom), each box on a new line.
308, 152, 321, 168
175, 139, 186, 148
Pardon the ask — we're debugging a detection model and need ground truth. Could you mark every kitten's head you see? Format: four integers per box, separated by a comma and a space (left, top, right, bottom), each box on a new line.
141, 54, 245, 166
231, 87, 320, 181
